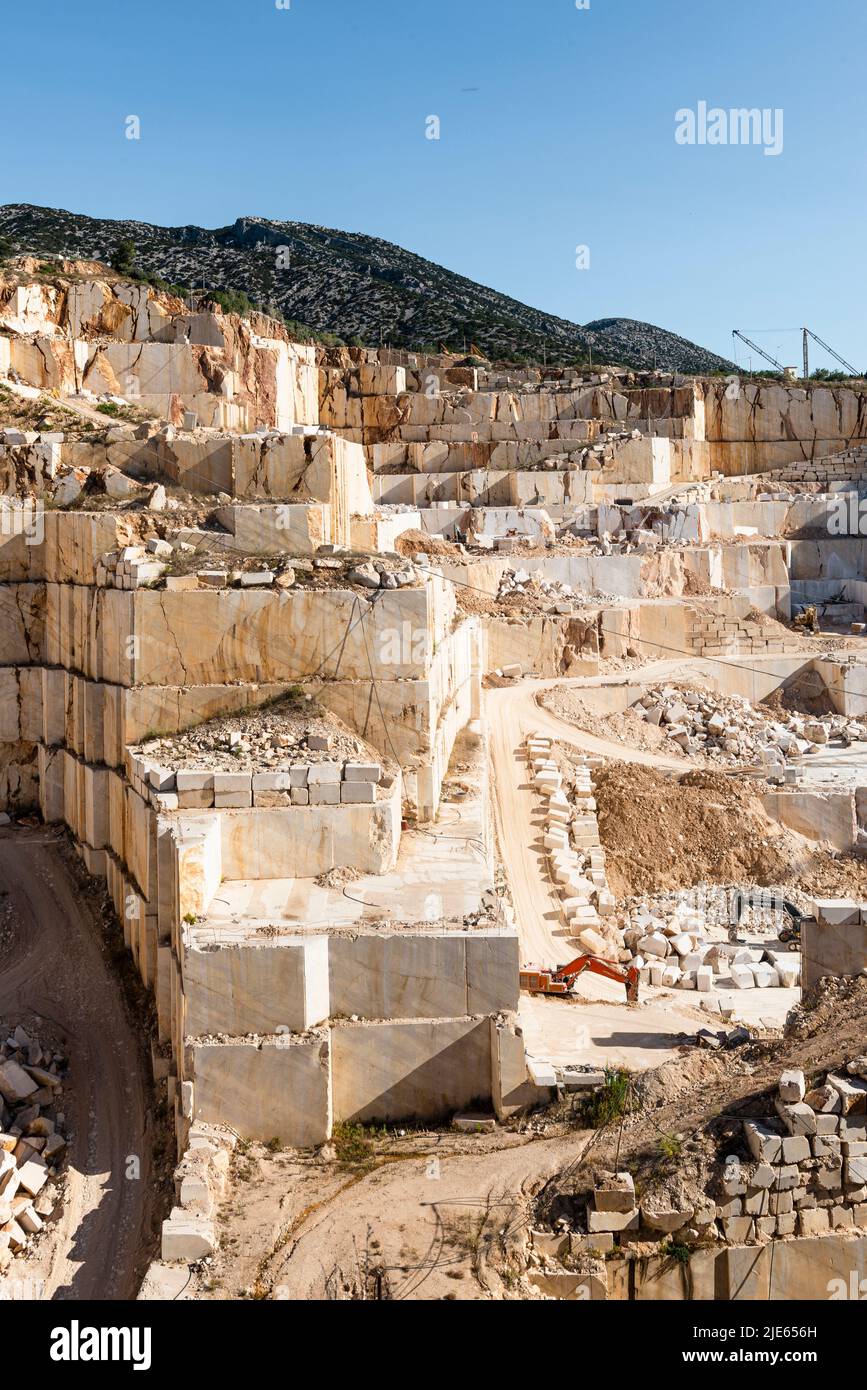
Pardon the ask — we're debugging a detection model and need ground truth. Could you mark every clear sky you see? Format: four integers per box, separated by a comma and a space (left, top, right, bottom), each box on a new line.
3, 0, 864, 368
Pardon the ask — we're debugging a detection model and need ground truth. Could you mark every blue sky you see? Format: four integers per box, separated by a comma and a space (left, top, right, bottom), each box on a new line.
4, 0, 865, 367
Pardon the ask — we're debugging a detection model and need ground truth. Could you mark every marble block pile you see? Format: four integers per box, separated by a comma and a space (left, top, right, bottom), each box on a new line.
634, 683, 866, 766
621, 898, 801, 995
731, 1064, 867, 1242
525, 733, 619, 959
160, 1124, 236, 1263
0, 1025, 67, 1272
579, 1063, 867, 1253
128, 751, 383, 811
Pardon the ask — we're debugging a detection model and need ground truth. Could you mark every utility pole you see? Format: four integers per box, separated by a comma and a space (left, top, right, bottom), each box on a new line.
803, 327, 809, 381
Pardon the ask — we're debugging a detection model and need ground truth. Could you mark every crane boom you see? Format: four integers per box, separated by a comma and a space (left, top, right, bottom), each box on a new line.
803, 327, 859, 378
731, 330, 786, 373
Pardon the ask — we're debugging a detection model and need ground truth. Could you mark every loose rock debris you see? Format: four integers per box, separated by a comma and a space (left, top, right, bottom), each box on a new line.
0, 1024, 68, 1274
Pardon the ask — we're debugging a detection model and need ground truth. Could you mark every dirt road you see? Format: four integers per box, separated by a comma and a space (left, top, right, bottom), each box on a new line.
196, 1127, 597, 1302
486, 668, 686, 975
485, 672, 710, 1047
0, 827, 155, 1300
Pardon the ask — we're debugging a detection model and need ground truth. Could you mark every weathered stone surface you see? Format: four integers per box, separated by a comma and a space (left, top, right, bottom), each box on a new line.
779, 1070, 806, 1104
331, 1018, 492, 1124
184, 936, 329, 1036
594, 1172, 636, 1214
0, 1060, 38, 1104
588, 1207, 640, 1234
192, 1035, 331, 1148
161, 1210, 217, 1261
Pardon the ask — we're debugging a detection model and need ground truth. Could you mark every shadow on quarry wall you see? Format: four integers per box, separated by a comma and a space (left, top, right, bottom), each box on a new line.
606, 1232, 867, 1301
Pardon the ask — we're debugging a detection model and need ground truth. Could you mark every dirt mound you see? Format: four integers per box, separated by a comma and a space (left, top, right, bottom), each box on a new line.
593, 762, 797, 897
394, 530, 457, 558
784, 851, 867, 900
681, 570, 718, 597
630, 1048, 734, 1113
678, 769, 744, 794
456, 586, 499, 617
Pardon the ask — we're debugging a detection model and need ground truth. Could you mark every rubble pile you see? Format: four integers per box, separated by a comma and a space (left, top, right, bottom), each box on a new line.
136, 702, 371, 774
132, 701, 391, 810
160, 1124, 236, 1263
597, 497, 711, 553
99, 540, 420, 593
0, 427, 159, 510
498, 568, 608, 614
729, 1064, 867, 1243
619, 892, 802, 995
530, 1062, 867, 1272
621, 883, 810, 943
0, 1025, 67, 1272
345, 559, 419, 590
569, 426, 644, 473
633, 682, 866, 766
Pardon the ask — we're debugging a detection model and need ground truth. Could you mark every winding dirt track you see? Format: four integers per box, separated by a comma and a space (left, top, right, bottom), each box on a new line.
0, 827, 153, 1300
486, 669, 685, 974
486, 667, 727, 984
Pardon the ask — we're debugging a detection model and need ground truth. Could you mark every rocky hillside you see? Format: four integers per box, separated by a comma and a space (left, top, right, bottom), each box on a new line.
0, 203, 733, 373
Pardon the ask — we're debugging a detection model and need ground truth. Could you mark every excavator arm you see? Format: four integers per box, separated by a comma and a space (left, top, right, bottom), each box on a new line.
555, 954, 640, 1002
520, 954, 640, 1002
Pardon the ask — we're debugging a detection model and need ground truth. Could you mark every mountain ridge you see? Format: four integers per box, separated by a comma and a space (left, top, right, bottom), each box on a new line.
0, 203, 734, 373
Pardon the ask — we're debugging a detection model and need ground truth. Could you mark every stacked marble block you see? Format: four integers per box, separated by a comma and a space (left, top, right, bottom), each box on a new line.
525, 732, 614, 954
127, 751, 385, 810
181, 932, 526, 1146
580, 1065, 867, 1254
730, 1066, 867, 1242
159, 1124, 236, 1263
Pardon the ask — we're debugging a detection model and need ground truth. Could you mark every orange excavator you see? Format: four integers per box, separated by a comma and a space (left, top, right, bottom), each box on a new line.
520, 955, 640, 1003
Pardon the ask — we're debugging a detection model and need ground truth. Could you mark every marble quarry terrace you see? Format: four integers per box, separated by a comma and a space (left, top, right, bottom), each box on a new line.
4, 257, 867, 1303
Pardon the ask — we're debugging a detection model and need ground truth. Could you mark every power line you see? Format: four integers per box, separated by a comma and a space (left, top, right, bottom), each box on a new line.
359, 592, 403, 768
407, 560, 867, 762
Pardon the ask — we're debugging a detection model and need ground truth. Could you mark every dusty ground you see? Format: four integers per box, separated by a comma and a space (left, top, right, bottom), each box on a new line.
188, 1123, 596, 1301
184, 976, 867, 1301
0, 825, 169, 1299
517, 991, 713, 1070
